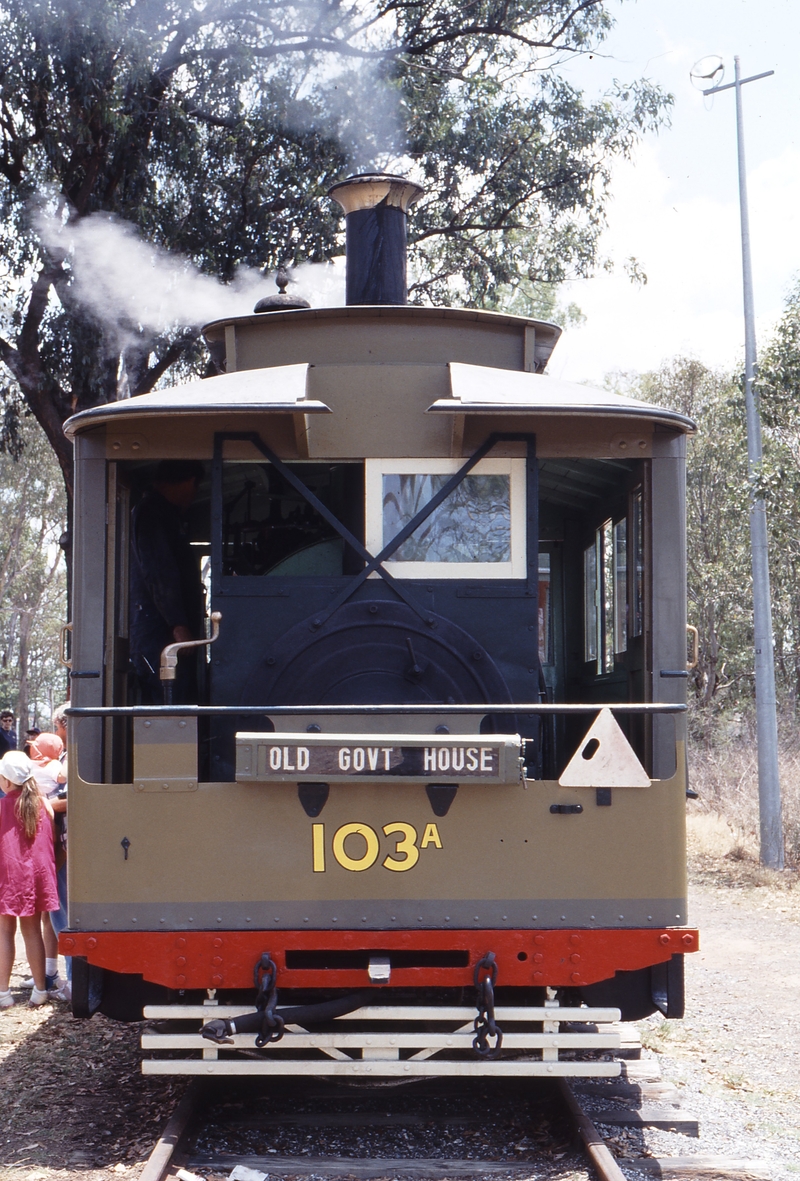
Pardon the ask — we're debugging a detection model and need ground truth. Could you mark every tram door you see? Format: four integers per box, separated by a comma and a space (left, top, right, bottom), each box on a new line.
538, 458, 649, 776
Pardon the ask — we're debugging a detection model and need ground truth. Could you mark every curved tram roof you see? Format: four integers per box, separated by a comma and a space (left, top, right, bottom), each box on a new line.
64, 361, 695, 440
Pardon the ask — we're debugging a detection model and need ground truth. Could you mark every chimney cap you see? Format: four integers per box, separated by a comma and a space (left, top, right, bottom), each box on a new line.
328, 173, 424, 216
254, 265, 311, 313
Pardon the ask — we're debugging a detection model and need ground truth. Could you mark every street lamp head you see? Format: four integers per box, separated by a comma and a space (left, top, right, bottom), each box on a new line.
690, 56, 724, 90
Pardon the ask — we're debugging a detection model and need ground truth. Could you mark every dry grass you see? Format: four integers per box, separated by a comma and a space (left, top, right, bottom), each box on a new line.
688, 710, 800, 871
685, 811, 800, 898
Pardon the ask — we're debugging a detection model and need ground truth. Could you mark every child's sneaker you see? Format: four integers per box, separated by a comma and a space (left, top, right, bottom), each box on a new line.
0, 991, 14, 1009
24, 974, 58, 988
49, 981, 71, 1002
28, 986, 49, 1008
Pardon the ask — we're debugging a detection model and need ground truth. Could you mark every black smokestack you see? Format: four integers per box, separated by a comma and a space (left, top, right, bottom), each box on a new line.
328, 173, 424, 306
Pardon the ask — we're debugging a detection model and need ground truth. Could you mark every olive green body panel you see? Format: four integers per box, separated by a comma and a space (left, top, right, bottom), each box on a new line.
204, 306, 557, 375
67, 745, 687, 930
305, 364, 452, 458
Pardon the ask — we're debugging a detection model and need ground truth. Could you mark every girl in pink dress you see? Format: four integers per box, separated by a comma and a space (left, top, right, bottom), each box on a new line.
0, 751, 59, 1009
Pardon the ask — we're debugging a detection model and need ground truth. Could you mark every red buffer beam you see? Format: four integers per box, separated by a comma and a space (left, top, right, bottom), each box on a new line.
61, 928, 698, 991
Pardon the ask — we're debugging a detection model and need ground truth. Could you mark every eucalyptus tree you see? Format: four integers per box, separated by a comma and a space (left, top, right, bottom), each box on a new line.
0, 415, 67, 728
0, 0, 671, 506
755, 280, 800, 708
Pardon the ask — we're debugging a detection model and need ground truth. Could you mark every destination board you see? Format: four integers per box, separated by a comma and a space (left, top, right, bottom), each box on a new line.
235, 732, 522, 785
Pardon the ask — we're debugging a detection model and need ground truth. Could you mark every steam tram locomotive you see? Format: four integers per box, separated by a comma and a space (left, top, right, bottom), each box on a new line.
62, 174, 697, 1077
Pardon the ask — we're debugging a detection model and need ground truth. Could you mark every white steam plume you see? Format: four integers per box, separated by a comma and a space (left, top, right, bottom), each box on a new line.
36, 211, 346, 345
37, 210, 272, 341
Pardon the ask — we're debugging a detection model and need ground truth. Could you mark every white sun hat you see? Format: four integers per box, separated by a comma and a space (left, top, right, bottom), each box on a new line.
0, 750, 35, 786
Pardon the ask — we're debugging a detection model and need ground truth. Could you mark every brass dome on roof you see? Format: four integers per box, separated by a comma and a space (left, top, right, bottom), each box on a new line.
254, 265, 310, 313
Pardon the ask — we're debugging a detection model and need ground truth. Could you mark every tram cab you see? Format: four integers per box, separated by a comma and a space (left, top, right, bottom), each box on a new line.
61, 175, 697, 1069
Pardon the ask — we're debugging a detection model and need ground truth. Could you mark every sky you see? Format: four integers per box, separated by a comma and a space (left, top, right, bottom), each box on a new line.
550, 0, 800, 385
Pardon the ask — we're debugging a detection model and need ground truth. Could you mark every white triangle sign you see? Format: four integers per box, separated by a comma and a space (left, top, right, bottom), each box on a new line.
558, 708, 650, 788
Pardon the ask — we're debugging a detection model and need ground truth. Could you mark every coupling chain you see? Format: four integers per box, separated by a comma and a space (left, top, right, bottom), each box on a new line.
472, 951, 503, 1059
254, 951, 285, 1047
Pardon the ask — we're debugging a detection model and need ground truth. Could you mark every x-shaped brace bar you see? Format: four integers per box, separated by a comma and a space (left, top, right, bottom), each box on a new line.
215, 432, 434, 626
215, 431, 533, 632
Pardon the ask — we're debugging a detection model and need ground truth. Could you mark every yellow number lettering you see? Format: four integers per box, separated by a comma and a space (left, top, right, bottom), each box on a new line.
312, 823, 326, 872
420, 822, 443, 849
332, 823, 380, 871
382, 822, 420, 872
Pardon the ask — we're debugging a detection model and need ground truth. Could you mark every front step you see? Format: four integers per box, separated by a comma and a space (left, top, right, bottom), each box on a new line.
141, 1002, 629, 1077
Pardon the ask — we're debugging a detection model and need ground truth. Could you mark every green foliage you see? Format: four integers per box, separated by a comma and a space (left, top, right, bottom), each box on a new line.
757, 277, 800, 434
406, 69, 668, 305
0, 415, 68, 726
0, 0, 671, 494
754, 278, 800, 707
482, 261, 586, 325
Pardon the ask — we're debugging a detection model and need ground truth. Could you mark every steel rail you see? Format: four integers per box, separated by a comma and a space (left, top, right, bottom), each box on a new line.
558, 1078, 628, 1181
138, 1080, 204, 1181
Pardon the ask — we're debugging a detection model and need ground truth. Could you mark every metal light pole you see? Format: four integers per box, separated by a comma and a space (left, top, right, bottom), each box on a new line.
696, 56, 783, 868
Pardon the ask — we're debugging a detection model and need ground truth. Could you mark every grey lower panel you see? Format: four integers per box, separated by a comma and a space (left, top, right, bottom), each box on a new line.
71, 897, 687, 931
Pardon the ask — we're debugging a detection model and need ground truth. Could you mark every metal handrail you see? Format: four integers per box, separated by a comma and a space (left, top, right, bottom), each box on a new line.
59, 622, 73, 669
65, 702, 686, 717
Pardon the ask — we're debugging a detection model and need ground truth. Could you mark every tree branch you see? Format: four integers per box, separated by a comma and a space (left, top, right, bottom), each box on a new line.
1, 269, 76, 498
131, 333, 199, 397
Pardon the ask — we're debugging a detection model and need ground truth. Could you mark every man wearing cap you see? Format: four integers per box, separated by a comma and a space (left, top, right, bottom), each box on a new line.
129, 460, 206, 704
23, 727, 41, 757
0, 711, 17, 757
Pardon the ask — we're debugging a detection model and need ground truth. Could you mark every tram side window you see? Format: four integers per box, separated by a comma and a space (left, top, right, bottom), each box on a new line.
221, 462, 364, 576
539, 552, 552, 665
584, 517, 628, 674
614, 518, 627, 655
631, 488, 644, 638
584, 543, 598, 664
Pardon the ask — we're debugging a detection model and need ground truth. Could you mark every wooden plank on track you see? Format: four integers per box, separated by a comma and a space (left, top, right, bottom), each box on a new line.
187, 1156, 560, 1177
573, 1082, 681, 1105
624, 1157, 772, 1179
607, 1023, 642, 1053
209, 1114, 474, 1129
590, 1107, 699, 1135
618, 1059, 662, 1081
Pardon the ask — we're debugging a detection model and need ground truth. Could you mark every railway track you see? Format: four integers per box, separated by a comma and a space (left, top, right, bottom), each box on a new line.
136, 1039, 772, 1181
